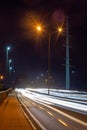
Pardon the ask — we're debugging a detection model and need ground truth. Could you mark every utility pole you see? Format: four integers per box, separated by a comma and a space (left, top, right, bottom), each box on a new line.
66, 16, 70, 89
48, 33, 51, 95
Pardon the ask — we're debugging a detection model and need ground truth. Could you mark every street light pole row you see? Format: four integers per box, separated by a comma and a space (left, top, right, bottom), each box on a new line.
34, 16, 70, 91
6, 46, 10, 86
6, 46, 10, 72
6, 46, 13, 87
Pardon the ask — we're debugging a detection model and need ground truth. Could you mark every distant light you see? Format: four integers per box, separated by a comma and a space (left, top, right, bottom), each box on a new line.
0, 75, 4, 80
7, 46, 10, 50
37, 76, 39, 79
58, 27, 62, 33
9, 59, 12, 63
72, 71, 75, 74
41, 73, 44, 77
10, 67, 12, 70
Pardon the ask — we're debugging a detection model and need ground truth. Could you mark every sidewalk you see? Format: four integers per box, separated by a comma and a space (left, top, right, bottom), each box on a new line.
0, 92, 33, 130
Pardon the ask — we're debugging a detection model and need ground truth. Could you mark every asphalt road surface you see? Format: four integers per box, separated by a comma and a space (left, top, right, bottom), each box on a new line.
16, 90, 87, 130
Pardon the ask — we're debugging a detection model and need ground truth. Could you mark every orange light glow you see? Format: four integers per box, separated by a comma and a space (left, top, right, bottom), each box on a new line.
58, 27, 62, 33
34, 23, 44, 35
0, 75, 4, 80
36, 26, 42, 31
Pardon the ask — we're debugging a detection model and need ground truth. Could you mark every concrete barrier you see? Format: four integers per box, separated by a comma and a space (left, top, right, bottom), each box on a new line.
0, 88, 11, 104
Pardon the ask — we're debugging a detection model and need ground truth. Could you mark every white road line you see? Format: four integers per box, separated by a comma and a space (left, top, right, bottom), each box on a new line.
47, 111, 54, 117
34, 99, 87, 127
58, 119, 68, 127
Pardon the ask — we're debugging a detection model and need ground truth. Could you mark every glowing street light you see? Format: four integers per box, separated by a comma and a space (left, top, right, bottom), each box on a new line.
7, 46, 10, 50
35, 24, 44, 36
9, 66, 12, 70
36, 25, 42, 31
8, 59, 13, 86
34, 21, 64, 94
32, 14, 70, 90
0, 75, 4, 80
9, 59, 12, 72
58, 27, 63, 33
9, 59, 12, 63
47, 27, 63, 94
6, 46, 11, 67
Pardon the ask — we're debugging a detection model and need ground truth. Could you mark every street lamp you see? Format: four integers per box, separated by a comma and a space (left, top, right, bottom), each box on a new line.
35, 22, 63, 94
9, 59, 12, 76
32, 15, 70, 90
36, 25, 42, 31
33, 22, 45, 40
47, 27, 63, 94
35, 24, 51, 94
6, 46, 10, 65
6, 46, 11, 86
0, 75, 4, 80
58, 27, 63, 33
8, 59, 13, 86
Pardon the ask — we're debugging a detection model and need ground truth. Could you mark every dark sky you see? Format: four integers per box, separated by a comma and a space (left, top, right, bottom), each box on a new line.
0, 0, 87, 89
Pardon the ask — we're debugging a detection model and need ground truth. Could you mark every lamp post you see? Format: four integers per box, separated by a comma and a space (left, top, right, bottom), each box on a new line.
6, 46, 11, 70
47, 26, 64, 94
9, 59, 12, 86
35, 24, 51, 94
9, 59, 12, 79
6, 46, 11, 86
35, 23, 63, 94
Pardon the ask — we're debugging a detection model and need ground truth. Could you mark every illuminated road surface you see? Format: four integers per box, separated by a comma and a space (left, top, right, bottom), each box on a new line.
16, 88, 87, 130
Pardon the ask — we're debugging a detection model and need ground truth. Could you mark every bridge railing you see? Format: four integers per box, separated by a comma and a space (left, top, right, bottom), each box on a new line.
0, 88, 12, 104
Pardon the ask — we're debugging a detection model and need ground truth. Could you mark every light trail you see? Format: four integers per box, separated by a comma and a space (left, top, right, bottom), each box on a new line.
15, 88, 87, 127
21, 89, 87, 114
26, 88, 87, 101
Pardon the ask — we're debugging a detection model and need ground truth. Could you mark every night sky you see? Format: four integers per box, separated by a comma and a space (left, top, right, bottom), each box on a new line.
0, 0, 87, 90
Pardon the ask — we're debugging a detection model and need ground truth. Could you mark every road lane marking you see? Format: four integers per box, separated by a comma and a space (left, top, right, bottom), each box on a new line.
58, 119, 68, 127
21, 106, 37, 130
34, 99, 87, 127
39, 106, 44, 110
47, 111, 54, 117
19, 98, 46, 130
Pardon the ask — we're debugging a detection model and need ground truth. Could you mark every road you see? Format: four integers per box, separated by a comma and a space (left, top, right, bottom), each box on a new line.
16, 89, 87, 130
